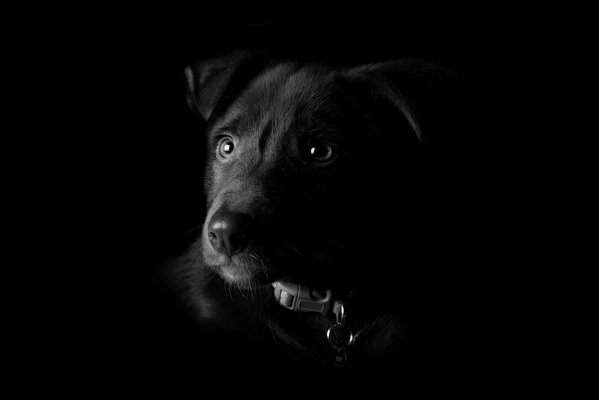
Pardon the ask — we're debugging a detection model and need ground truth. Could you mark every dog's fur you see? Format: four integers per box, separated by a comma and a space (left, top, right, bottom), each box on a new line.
171, 50, 460, 376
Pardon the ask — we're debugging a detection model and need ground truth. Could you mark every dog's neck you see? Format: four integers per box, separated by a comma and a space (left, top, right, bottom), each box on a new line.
271, 280, 366, 368
199, 272, 403, 369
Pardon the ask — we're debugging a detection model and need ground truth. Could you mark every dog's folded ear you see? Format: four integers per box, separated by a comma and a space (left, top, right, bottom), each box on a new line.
345, 59, 459, 145
185, 50, 271, 121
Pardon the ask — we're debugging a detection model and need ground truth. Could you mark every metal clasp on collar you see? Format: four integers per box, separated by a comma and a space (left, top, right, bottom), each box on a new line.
327, 300, 356, 369
272, 281, 333, 314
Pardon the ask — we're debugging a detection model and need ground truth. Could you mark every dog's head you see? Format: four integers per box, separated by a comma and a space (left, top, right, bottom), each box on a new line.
185, 50, 457, 292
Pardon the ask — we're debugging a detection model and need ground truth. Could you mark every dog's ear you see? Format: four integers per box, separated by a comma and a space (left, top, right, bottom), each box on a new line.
185, 50, 271, 121
345, 59, 458, 144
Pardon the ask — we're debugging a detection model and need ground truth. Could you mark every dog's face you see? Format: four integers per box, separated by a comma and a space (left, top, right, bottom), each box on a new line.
185, 51, 456, 291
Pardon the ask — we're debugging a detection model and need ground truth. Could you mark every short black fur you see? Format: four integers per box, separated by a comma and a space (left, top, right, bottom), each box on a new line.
171, 50, 462, 378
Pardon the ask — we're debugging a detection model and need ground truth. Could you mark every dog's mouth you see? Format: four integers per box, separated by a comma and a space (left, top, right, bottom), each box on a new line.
218, 263, 254, 285
204, 240, 343, 289
212, 252, 275, 287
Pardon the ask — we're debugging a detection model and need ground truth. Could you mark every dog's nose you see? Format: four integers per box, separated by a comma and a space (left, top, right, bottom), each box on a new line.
207, 212, 253, 257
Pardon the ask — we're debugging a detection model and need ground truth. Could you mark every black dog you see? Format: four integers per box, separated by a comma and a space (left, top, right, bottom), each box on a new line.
172, 50, 461, 378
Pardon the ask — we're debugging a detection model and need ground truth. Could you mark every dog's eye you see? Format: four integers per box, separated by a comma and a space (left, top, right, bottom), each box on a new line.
307, 139, 335, 163
216, 137, 236, 160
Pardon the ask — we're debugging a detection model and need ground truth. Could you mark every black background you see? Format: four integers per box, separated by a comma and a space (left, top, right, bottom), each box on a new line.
17, 6, 564, 395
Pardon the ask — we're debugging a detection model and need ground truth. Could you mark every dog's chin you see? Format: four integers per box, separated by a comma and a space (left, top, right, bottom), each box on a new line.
217, 262, 257, 286
203, 249, 270, 288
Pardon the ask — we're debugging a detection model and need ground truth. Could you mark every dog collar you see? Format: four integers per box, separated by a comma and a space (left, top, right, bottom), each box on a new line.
271, 280, 361, 368
271, 281, 334, 314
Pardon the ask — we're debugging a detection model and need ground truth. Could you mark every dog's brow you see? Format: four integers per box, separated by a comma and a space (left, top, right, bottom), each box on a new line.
258, 119, 273, 153
212, 118, 240, 136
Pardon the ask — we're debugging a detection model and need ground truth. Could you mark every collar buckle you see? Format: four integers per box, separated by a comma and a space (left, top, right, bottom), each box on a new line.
272, 281, 333, 314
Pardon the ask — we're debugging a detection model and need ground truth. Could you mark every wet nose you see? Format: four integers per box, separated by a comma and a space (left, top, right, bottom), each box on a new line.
207, 212, 254, 257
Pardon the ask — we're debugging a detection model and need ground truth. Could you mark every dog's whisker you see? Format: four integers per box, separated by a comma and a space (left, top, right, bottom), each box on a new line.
261, 257, 270, 281
185, 224, 205, 236
251, 281, 257, 302
310, 254, 334, 260
282, 242, 304, 257
223, 279, 234, 302
188, 245, 204, 268
249, 252, 270, 281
